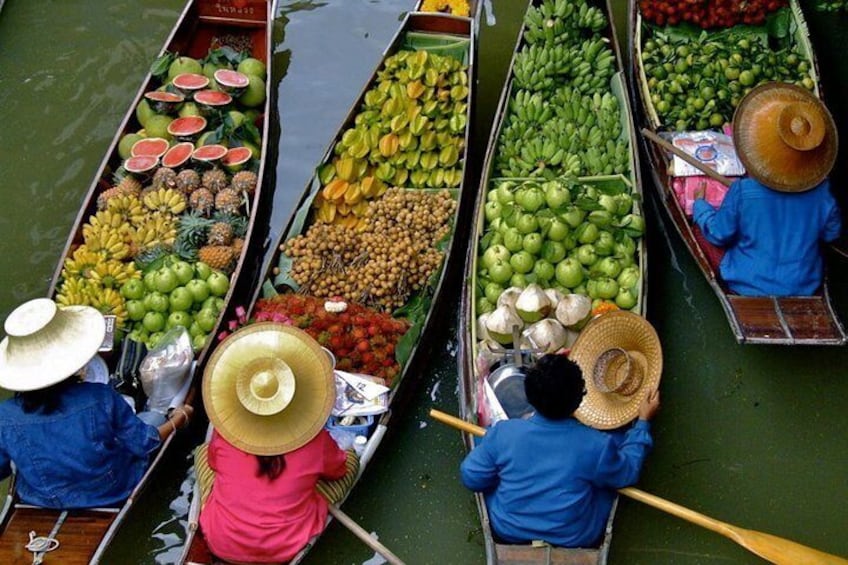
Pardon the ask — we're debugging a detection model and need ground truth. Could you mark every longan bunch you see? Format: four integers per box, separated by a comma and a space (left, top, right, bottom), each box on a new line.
284, 188, 456, 311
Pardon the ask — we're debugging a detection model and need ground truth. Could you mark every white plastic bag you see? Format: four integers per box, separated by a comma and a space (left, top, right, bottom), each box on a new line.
139, 327, 193, 414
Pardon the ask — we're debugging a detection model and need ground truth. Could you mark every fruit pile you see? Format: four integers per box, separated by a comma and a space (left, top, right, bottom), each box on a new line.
312, 48, 469, 227
493, 0, 630, 179
286, 188, 456, 311
55, 39, 264, 347
419, 0, 471, 16
253, 294, 410, 384
641, 32, 815, 130
119, 257, 230, 351
476, 178, 644, 315
638, 0, 788, 29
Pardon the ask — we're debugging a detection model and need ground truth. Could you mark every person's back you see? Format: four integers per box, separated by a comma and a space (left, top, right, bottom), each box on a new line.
461, 414, 652, 547
199, 429, 347, 563
0, 379, 160, 509
694, 177, 840, 296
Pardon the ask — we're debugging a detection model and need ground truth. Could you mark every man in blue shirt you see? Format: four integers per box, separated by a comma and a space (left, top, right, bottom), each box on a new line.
692, 82, 840, 297
460, 354, 660, 548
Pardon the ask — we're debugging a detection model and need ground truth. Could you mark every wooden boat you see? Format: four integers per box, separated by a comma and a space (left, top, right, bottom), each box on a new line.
627, 0, 846, 345
0, 1, 274, 563
179, 8, 477, 565
456, 0, 648, 563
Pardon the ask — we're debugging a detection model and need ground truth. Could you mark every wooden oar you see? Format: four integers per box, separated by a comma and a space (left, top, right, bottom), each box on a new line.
429, 408, 848, 565
327, 505, 406, 565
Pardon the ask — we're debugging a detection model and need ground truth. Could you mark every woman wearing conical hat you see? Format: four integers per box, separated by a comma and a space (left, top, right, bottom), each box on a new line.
196, 323, 358, 564
0, 298, 193, 509
693, 82, 841, 296
461, 311, 662, 549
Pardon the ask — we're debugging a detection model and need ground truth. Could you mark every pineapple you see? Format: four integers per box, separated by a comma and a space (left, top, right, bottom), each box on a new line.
207, 222, 234, 246
175, 211, 214, 261
116, 175, 143, 196
232, 237, 246, 255
176, 169, 201, 194
189, 187, 215, 216
198, 245, 236, 272
215, 188, 241, 215
231, 170, 258, 194
202, 168, 229, 193
96, 186, 126, 210
152, 167, 177, 190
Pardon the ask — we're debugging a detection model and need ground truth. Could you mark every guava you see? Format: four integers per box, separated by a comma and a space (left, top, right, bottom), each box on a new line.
237, 57, 267, 80
179, 102, 202, 118
118, 133, 144, 160
145, 114, 174, 141
135, 99, 156, 129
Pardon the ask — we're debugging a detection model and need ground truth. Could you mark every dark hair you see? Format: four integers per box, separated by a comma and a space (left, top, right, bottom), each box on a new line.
257, 454, 286, 480
16, 377, 76, 415
524, 354, 585, 420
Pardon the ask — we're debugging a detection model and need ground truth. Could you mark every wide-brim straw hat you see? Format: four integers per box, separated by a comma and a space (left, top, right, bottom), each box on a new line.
0, 298, 106, 392
569, 311, 662, 430
733, 81, 837, 192
203, 322, 335, 456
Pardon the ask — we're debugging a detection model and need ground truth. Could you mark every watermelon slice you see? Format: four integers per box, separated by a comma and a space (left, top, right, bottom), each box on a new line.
144, 90, 185, 114
172, 73, 210, 95
192, 144, 228, 165
130, 137, 170, 159
222, 146, 252, 172
194, 90, 233, 115
167, 116, 207, 141
214, 69, 250, 95
161, 142, 195, 169
124, 155, 159, 175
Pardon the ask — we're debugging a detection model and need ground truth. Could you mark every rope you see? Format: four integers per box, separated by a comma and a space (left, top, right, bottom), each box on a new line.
26, 510, 67, 564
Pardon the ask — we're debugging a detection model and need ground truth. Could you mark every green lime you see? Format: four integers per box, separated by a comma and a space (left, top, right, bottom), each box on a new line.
739, 70, 755, 86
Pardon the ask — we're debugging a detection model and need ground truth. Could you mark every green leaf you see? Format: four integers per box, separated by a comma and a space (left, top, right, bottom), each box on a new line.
271, 254, 299, 291
150, 53, 175, 79
766, 8, 791, 39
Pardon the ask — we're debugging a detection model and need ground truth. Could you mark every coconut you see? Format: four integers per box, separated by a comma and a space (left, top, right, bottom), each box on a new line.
485, 305, 523, 345
555, 293, 593, 329
514, 283, 552, 323
544, 288, 565, 310
522, 319, 569, 353
476, 313, 492, 341
496, 286, 523, 310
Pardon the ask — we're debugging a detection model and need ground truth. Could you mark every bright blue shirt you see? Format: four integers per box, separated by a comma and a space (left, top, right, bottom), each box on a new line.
0, 382, 160, 509
693, 178, 840, 296
460, 415, 652, 548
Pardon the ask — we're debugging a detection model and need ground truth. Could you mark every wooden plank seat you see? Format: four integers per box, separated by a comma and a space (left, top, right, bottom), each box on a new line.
727, 295, 846, 345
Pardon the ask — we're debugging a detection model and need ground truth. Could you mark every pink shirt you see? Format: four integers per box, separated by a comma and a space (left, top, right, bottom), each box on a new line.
200, 429, 348, 563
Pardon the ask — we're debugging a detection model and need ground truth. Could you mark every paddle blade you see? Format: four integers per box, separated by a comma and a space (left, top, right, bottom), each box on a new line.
731, 527, 848, 565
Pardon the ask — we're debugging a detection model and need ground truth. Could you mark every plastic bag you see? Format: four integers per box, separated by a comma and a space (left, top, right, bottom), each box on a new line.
670, 130, 745, 177
139, 327, 193, 414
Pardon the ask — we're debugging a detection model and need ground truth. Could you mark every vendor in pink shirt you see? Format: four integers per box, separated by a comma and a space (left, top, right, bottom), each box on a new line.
196, 323, 358, 564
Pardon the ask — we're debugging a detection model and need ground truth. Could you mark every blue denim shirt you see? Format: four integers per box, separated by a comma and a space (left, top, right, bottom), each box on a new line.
693, 178, 841, 296
460, 415, 652, 548
0, 382, 160, 509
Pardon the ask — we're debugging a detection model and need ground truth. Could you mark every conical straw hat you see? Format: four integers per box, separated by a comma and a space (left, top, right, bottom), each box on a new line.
203, 323, 335, 455
569, 311, 662, 430
0, 298, 106, 392
733, 82, 837, 192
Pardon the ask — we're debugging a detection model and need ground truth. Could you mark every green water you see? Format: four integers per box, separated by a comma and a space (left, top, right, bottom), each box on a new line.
0, 0, 846, 563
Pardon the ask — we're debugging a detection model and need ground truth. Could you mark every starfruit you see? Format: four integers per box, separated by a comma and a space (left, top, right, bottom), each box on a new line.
444, 169, 463, 188
378, 80, 393, 94
403, 151, 421, 169
451, 85, 469, 101
419, 131, 437, 151
409, 115, 429, 136
381, 97, 401, 118
412, 50, 429, 67
323, 179, 350, 201
397, 69, 410, 83
390, 114, 409, 133
352, 200, 370, 217
354, 110, 379, 127
434, 118, 449, 131
422, 99, 439, 117
347, 140, 370, 160
368, 125, 382, 149
341, 128, 363, 148
420, 152, 439, 170
427, 169, 445, 188
335, 157, 357, 182
406, 103, 422, 120
355, 159, 368, 178
316, 201, 337, 223
344, 183, 363, 204
437, 89, 451, 103
375, 162, 396, 183
364, 89, 387, 108
410, 169, 429, 187
318, 163, 336, 185
389, 83, 405, 101
337, 202, 352, 216
449, 114, 468, 134
393, 168, 409, 187
379, 133, 400, 158
408, 63, 425, 81
398, 129, 414, 150
360, 176, 384, 198
406, 80, 425, 99
439, 146, 459, 167
424, 68, 440, 87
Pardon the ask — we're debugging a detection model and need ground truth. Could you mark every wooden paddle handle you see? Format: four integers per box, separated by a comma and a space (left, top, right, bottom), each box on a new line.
430, 409, 485, 437
641, 128, 734, 187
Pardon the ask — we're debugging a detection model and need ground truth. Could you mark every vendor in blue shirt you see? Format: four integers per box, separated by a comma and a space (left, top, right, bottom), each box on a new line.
0, 298, 193, 509
461, 353, 660, 548
693, 82, 840, 297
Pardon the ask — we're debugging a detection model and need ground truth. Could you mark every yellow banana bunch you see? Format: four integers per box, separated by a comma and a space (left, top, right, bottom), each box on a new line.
143, 188, 186, 215
84, 227, 130, 260
55, 277, 95, 308
88, 259, 139, 289
106, 194, 146, 225
88, 287, 128, 328
62, 246, 107, 278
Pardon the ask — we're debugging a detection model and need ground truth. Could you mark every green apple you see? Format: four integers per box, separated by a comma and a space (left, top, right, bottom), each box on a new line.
555, 258, 584, 289
207, 272, 230, 297
522, 233, 544, 255
482, 244, 510, 271
120, 278, 146, 300
192, 333, 209, 352
148, 331, 165, 350
172, 261, 195, 285
143, 271, 158, 292
189, 321, 205, 338
167, 310, 193, 330
126, 299, 147, 321
186, 279, 211, 304
144, 291, 170, 313
195, 307, 219, 333
509, 251, 535, 275
202, 296, 226, 313
142, 311, 166, 333
154, 266, 179, 294
194, 261, 213, 281
169, 286, 194, 312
